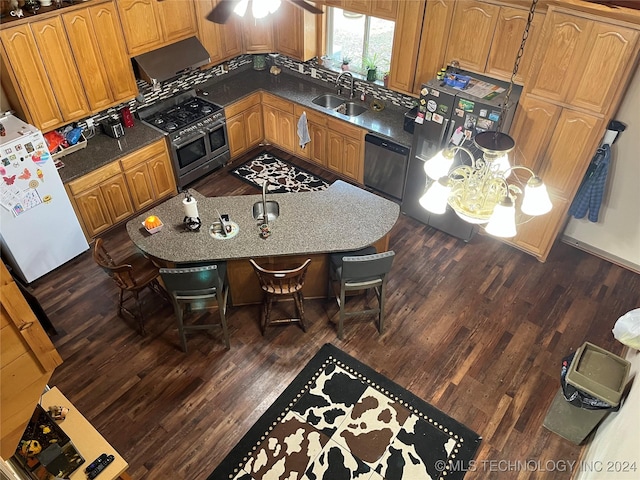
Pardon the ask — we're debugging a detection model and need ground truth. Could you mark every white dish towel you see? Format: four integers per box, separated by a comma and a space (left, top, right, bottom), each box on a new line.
297, 111, 311, 149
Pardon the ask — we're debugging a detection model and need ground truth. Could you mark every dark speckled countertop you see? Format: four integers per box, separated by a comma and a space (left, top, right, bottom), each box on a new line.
198, 68, 415, 146
126, 180, 399, 263
57, 67, 414, 185
57, 123, 166, 184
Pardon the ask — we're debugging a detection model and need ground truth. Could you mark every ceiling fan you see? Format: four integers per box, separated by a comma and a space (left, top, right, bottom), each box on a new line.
207, 0, 323, 24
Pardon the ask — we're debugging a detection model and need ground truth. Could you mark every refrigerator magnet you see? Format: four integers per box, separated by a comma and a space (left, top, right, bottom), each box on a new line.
421, 87, 428, 96
489, 111, 500, 122
427, 99, 437, 112
479, 109, 488, 118
18, 168, 30, 180
437, 104, 449, 115
424, 112, 432, 121
432, 113, 444, 124
431, 89, 440, 97
455, 108, 464, 118
458, 98, 475, 112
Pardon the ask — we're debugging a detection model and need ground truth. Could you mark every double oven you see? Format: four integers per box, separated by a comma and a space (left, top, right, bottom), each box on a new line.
138, 90, 230, 188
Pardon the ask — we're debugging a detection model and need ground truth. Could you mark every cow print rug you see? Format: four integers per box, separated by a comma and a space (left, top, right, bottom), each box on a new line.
208, 344, 481, 480
230, 151, 330, 193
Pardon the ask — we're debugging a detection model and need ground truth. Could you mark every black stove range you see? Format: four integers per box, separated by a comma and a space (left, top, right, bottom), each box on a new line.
138, 92, 224, 135
137, 90, 230, 189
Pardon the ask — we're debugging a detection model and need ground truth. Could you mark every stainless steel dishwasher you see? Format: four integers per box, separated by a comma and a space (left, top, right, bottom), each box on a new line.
363, 133, 410, 202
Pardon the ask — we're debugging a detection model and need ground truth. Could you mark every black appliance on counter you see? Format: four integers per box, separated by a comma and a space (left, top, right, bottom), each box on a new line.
138, 90, 229, 188
401, 71, 522, 241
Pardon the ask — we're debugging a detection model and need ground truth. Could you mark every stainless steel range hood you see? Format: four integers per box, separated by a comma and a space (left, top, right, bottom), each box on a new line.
134, 37, 210, 87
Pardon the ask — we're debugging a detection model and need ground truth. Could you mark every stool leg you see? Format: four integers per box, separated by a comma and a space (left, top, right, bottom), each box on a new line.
294, 292, 306, 332
338, 284, 347, 340
262, 295, 273, 335
133, 291, 146, 336
175, 302, 188, 353
218, 288, 230, 350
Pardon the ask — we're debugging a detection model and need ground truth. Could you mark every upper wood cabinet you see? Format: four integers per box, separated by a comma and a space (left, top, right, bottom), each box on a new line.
196, 0, 243, 66
413, 0, 544, 93
117, 0, 197, 56
274, 1, 318, 61
0, 25, 64, 132
332, 0, 397, 20
243, 14, 275, 53
485, 5, 545, 84
1, 262, 63, 459
63, 2, 138, 112
528, 8, 639, 115
0, 1, 136, 132
445, 0, 500, 73
388, 0, 425, 95
414, 0, 455, 92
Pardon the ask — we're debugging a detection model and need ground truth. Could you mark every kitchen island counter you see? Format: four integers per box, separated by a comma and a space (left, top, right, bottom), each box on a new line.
127, 180, 399, 264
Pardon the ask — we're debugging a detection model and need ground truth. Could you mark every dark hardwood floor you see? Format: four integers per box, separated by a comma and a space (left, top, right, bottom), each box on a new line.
29, 145, 639, 479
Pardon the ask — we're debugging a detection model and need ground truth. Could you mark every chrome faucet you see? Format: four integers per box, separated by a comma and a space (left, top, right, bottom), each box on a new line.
336, 71, 355, 99
262, 180, 269, 225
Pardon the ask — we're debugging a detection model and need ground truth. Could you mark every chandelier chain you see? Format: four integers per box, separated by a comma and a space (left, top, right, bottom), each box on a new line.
497, 0, 538, 133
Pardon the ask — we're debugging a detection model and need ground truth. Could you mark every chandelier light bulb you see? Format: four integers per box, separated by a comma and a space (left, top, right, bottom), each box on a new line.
419, 177, 451, 214
423, 149, 454, 181
268, 0, 281, 14
485, 197, 517, 238
252, 0, 271, 18
521, 177, 552, 216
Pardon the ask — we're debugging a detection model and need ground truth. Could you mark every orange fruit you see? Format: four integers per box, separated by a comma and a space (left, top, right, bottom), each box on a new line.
144, 215, 161, 229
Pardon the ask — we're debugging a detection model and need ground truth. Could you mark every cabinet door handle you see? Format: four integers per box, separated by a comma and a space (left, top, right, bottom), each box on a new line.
20, 321, 34, 331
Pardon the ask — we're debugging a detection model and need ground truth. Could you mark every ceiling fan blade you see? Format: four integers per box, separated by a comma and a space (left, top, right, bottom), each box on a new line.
206, 0, 240, 24
289, 0, 323, 15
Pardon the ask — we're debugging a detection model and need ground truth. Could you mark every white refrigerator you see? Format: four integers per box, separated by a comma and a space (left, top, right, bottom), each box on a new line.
0, 113, 88, 283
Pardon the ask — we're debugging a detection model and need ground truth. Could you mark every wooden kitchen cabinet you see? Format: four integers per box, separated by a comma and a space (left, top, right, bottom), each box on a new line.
121, 140, 176, 211
117, 0, 197, 56
226, 94, 264, 159
326, 117, 364, 182
444, 0, 500, 73
262, 93, 296, 153
413, 0, 455, 92
242, 14, 274, 53
0, 25, 63, 132
196, 0, 243, 66
62, 2, 138, 112
274, 1, 318, 61
67, 139, 175, 239
294, 105, 327, 165
388, 0, 425, 95
485, 5, 545, 84
0, 262, 63, 460
528, 8, 639, 115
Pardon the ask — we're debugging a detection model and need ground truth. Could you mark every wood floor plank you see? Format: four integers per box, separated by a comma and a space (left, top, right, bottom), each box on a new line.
20, 145, 640, 479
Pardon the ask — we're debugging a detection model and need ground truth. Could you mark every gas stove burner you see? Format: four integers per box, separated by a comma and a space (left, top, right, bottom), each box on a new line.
201, 105, 213, 114
165, 122, 178, 131
153, 118, 165, 125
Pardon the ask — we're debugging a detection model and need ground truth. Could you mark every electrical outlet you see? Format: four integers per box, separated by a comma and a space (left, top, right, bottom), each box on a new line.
298, 64, 304, 74
311, 68, 317, 78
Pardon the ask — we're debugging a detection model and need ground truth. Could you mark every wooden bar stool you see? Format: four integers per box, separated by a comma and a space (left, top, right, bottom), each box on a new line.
249, 258, 312, 335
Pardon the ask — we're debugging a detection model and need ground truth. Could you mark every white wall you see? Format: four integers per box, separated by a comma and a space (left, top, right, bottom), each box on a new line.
573, 347, 640, 480
563, 65, 640, 272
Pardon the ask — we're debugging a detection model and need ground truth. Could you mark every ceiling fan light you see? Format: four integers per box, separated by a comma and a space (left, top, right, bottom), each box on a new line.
268, 0, 281, 14
419, 178, 451, 214
252, 0, 271, 18
485, 197, 517, 238
234, 0, 249, 16
521, 177, 552, 216
423, 149, 454, 181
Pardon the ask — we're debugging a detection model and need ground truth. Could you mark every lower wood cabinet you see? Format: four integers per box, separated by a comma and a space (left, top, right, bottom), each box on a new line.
67, 139, 176, 239
326, 117, 364, 182
294, 105, 327, 166
226, 93, 264, 158
262, 93, 296, 153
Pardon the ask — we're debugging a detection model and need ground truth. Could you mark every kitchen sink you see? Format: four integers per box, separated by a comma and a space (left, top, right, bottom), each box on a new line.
252, 200, 280, 222
312, 94, 345, 109
311, 94, 368, 117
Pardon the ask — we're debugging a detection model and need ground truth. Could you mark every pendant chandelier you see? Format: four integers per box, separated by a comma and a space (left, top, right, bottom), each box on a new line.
233, 0, 281, 19
419, 0, 551, 238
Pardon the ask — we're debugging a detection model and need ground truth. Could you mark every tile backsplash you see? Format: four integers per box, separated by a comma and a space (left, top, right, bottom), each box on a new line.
80, 54, 417, 129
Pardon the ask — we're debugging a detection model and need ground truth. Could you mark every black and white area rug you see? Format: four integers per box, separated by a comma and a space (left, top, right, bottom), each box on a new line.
230, 151, 330, 193
208, 343, 481, 480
